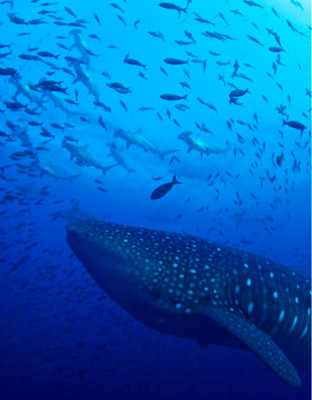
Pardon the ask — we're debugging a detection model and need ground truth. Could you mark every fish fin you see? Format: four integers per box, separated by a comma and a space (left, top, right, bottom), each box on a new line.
193, 304, 302, 387
50, 212, 59, 221
102, 164, 117, 175
135, 128, 142, 135
172, 175, 182, 185
159, 149, 180, 160
68, 174, 80, 183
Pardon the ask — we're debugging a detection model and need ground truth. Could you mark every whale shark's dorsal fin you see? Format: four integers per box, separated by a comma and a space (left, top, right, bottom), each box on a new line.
193, 303, 302, 387
135, 128, 142, 135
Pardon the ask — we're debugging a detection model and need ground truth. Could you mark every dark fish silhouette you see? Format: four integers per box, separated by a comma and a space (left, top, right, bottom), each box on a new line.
160, 93, 188, 101
282, 120, 306, 131
276, 153, 284, 166
151, 175, 181, 199
159, 2, 187, 15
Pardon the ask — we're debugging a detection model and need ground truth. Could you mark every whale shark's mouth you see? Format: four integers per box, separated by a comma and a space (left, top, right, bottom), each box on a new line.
66, 220, 120, 268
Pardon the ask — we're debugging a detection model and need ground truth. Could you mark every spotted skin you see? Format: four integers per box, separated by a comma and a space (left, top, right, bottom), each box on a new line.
66, 220, 311, 387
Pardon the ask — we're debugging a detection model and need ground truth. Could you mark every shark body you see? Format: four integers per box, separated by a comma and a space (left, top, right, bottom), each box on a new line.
51, 201, 111, 221
66, 220, 311, 387
30, 160, 80, 182
114, 128, 178, 160
177, 131, 229, 157
106, 142, 135, 173
71, 63, 100, 102
10, 76, 46, 109
62, 139, 116, 175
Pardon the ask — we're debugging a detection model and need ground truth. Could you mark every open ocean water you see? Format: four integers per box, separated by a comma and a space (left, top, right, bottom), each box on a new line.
0, 0, 311, 399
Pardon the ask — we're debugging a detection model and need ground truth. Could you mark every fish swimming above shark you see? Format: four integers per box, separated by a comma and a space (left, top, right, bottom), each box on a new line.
67, 220, 311, 388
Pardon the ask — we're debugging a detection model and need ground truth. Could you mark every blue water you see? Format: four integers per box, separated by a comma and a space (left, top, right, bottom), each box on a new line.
0, 0, 311, 399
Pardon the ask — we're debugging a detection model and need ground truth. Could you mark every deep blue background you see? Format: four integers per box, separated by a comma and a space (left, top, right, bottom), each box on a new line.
0, 0, 311, 399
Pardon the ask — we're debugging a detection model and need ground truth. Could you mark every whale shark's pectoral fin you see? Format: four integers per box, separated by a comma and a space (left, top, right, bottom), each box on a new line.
193, 304, 302, 388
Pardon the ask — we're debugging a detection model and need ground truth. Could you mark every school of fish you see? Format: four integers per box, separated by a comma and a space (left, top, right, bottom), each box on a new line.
0, 0, 311, 398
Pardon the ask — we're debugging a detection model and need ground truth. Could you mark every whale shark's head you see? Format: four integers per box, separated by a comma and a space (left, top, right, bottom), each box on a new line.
67, 219, 142, 281
66, 219, 217, 315
66, 218, 229, 340
66, 220, 187, 309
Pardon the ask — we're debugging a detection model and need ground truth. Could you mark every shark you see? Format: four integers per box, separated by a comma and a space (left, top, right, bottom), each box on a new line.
177, 131, 229, 157
6, 120, 33, 149
16, 182, 53, 197
67, 220, 311, 388
114, 128, 178, 160
62, 139, 117, 175
41, 90, 84, 118
30, 160, 80, 182
70, 60, 99, 102
106, 142, 136, 173
51, 201, 111, 221
10, 76, 46, 109
69, 29, 91, 67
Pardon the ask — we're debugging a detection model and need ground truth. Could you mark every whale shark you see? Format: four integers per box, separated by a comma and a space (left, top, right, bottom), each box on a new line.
66, 220, 311, 387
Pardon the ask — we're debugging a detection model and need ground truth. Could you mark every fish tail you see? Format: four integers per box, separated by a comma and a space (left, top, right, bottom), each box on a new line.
159, 149, 179, 161
172, 175, 182, 185
69, 174, 80, 183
